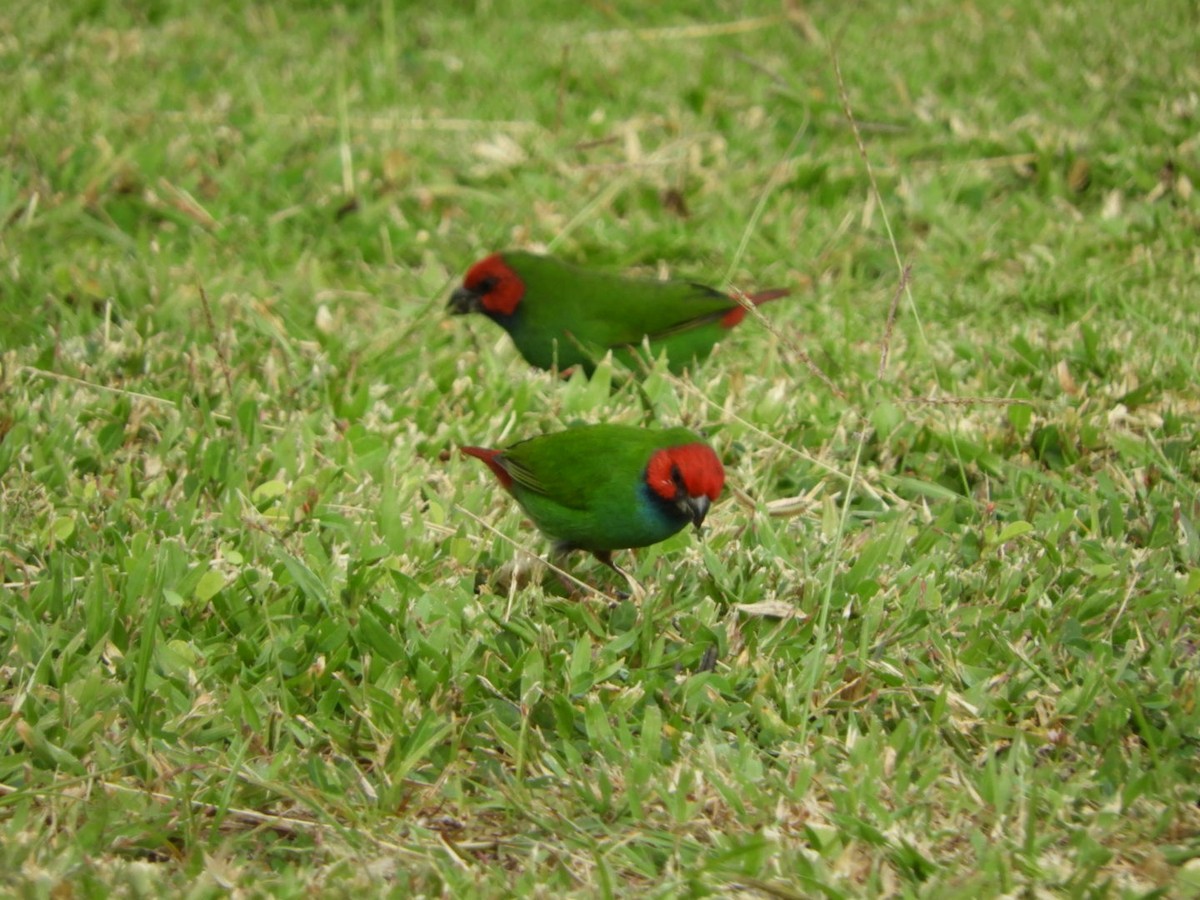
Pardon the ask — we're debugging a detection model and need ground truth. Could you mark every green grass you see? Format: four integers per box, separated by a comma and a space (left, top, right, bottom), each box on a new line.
3, 0, 1199, 895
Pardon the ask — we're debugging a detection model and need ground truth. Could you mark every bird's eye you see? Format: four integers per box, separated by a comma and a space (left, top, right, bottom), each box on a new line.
670, 464, 686, 494
476, 276, 498, 293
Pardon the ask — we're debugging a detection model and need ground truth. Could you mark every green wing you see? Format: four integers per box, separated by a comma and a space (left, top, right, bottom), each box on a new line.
509, 251, 737, 350
499, 424, 699, 510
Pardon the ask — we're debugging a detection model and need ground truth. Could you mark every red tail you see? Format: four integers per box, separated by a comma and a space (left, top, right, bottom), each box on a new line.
721, 288, 790, 328
461, 446, 514, 490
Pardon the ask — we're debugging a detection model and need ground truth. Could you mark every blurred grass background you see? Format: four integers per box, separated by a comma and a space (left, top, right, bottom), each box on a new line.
2, 1, 1198, 895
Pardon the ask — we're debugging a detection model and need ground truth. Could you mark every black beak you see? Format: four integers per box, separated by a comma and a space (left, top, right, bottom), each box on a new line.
682, 495, 711, 530
448, 286, 482, 315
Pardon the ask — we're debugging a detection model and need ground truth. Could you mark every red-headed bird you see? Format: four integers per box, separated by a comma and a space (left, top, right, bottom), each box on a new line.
448, 250, 788, 375
462, 424, 724, 589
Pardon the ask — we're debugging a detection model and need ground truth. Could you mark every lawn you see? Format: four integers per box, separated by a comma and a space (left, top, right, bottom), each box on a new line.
2, 0, 1199, 895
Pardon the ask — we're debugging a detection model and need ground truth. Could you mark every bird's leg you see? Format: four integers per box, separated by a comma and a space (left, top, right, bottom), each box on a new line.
548, 544, 645, 602
592, 551, 646, 604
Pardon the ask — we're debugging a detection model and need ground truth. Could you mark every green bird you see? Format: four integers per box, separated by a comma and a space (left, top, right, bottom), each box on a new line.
461, 424, 724, 586
448, 250, 789, 375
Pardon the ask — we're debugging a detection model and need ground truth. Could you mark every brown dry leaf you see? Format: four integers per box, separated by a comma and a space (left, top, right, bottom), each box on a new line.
1054, 359, 1078, 395
765, 495, 810, 518
661, 187, 689, 218
1067, 157, 1091, 193
735, 600, 806, 619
